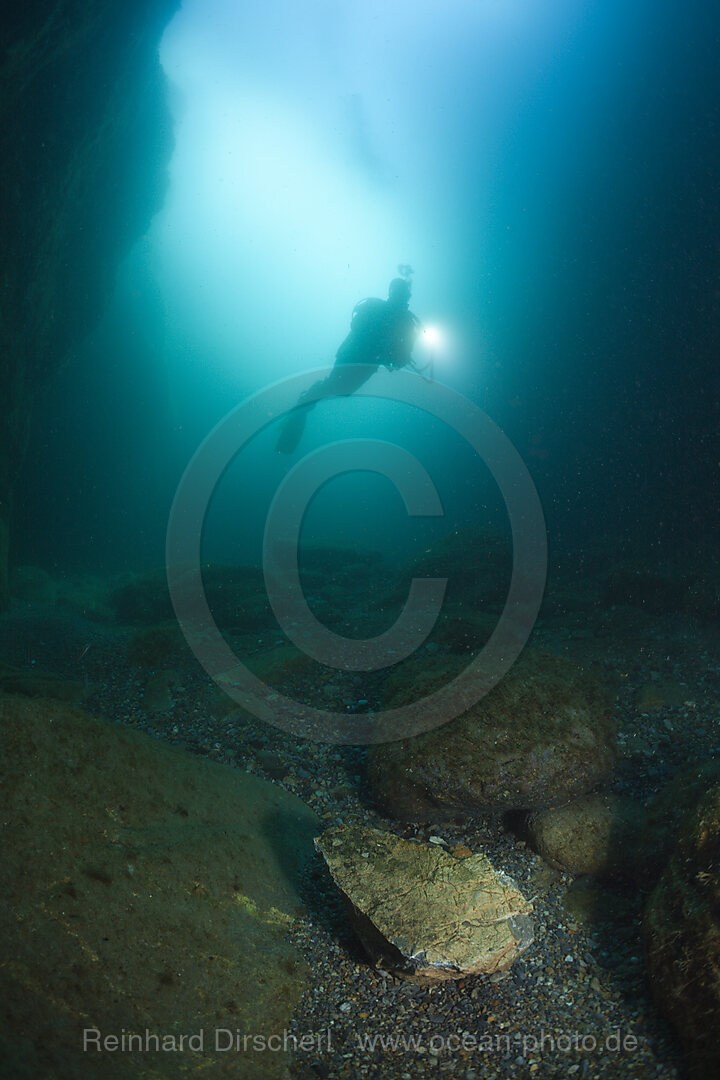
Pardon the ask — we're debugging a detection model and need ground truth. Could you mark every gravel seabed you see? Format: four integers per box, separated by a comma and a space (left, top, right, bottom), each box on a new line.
4, 587, 720, 1080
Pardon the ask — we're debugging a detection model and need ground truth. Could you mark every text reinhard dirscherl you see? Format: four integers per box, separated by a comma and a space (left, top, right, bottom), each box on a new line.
83, 1026, 641, 1057
83, 1028, 332, 1053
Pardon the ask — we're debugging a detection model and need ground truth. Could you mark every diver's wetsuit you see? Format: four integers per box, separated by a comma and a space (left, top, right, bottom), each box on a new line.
276, 296, 420, 454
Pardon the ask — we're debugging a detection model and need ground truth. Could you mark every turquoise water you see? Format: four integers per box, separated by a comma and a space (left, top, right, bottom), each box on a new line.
17, 0, 719, 581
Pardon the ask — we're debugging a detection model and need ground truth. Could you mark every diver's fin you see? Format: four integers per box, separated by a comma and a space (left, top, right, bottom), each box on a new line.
275, 407, 309, 454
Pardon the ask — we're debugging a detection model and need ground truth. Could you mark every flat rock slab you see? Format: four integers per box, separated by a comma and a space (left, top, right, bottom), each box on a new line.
316, 825, 533, 983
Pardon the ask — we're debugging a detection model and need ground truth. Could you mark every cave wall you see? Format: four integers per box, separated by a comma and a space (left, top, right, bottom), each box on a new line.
0, 0, 179, 606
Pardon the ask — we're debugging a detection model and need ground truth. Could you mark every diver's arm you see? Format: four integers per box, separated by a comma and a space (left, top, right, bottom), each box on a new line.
388, 312, 421, 370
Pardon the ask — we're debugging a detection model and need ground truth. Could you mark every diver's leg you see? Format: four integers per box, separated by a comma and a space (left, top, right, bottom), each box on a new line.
275, 394, 317, 454
275, 373, 332, 454
275, 363, 378, 454
320, 362, 378, 397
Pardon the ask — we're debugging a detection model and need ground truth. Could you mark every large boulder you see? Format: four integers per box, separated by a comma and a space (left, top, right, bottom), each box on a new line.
369, 649, 615, 820
315, 825, 533, 983
634, 761, 720, 889
0, 691, 320, 1080
644, 781, 720, 1079
532, 762, 720, 891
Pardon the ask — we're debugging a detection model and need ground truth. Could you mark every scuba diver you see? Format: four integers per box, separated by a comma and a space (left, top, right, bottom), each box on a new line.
276, 275, 422, 454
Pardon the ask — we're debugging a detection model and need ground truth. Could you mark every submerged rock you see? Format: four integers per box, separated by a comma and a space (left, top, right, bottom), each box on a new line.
315, 824, 533, 983
525, 793, 642, 879
536, 763, 720, 889
634, 760, 720, 889
0, 663, 87, 704
644, 781, 720, 1079
370, 649, 615, 819
0, 691, 319, 1080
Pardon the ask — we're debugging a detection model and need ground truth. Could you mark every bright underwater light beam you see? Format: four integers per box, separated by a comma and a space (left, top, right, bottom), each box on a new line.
412, 323, 465, 375
410, 324, 446, 380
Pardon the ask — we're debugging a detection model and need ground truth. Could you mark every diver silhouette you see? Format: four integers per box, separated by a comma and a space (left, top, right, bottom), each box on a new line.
275, 276, 421, 454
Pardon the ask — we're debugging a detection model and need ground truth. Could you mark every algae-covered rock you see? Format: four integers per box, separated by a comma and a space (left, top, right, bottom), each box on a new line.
0, 663, 86, 704
370, 649, 615, 819
316, 825, 533, 983
0, 692, 320, 1080
526, 793, 643, 879
644, 781, 720, 1079
634, 761, 720, 889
